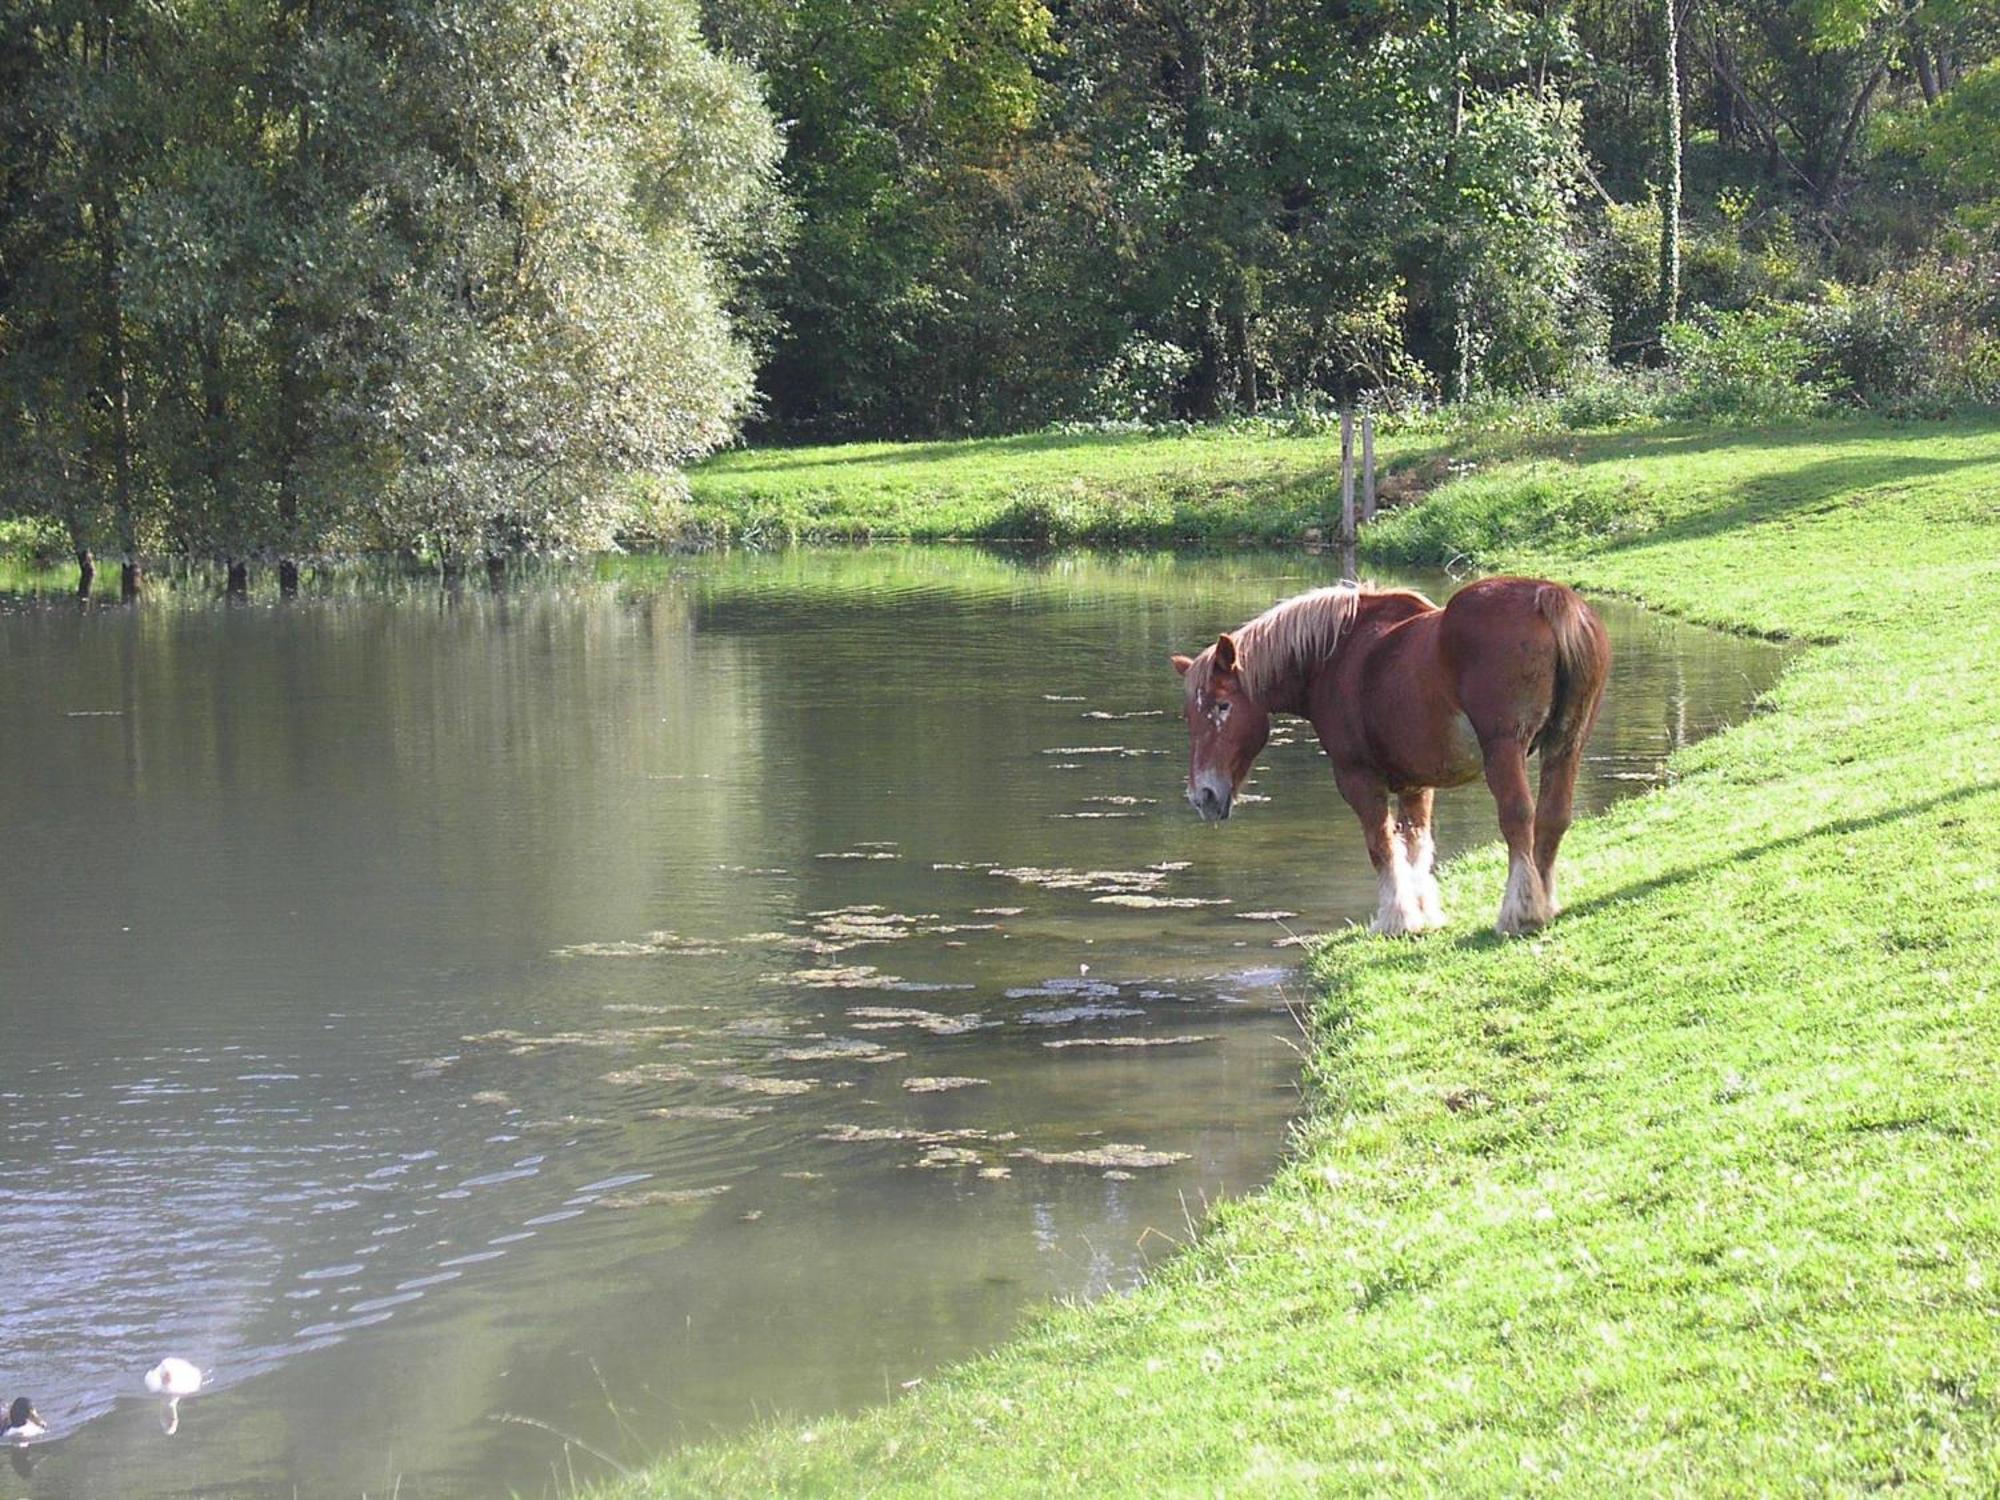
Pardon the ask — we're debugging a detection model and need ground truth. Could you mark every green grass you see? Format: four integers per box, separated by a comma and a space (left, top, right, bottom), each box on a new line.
670, 427, 1450, 544
595, 414, 2000, 1496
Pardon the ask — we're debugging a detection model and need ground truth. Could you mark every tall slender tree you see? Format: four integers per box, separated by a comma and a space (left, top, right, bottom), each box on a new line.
1658, 0, 1682, 347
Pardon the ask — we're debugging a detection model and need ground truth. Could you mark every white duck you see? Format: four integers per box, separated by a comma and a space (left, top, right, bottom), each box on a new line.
2, 1396, 47, 1444
144, 1359, 203, 1435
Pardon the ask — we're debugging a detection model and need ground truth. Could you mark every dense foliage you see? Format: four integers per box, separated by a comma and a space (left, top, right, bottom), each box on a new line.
0, 0, 778, 585
8, 0, 2000, 577
704, 0, 2000, 437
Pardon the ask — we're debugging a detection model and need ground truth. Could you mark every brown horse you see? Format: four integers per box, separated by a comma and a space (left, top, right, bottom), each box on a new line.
1173, 577, 1610, 936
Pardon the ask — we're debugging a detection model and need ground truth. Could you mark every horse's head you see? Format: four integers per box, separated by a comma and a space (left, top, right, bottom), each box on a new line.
1172, 632, 1270, 822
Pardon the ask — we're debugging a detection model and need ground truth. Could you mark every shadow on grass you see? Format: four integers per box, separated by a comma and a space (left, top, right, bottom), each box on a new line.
1600, 449, 2000, 555
705, 430, 1166, 476
1555, 778, 2000, 927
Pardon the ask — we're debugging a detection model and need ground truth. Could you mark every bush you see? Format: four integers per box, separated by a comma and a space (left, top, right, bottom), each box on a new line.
1083, 339, 1197, 424
1662, 306, 1828, 422
1802, 261, 2000, 414
1558, 365, 1670, 428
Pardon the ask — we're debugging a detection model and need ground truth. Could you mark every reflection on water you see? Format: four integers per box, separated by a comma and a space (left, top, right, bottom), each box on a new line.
0, 547, 1784, 1497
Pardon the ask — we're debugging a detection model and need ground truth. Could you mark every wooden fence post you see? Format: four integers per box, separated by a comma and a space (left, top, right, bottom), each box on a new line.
1361, 412, 1377, 524
1339, 409, 1356, 544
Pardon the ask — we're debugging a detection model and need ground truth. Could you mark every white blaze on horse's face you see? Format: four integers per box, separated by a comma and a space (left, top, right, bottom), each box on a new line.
1171, 634, 1270, 822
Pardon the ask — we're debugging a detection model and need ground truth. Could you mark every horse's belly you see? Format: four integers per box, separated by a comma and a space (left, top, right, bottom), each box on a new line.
1390, 711, 1484, 790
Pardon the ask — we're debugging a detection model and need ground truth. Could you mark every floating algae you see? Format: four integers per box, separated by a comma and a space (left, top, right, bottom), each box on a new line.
1017, 1004, 1146, 1026
553, 931, 728, 959
769, 1039, 905, 1064
721, 1014, 806, 1037
716, 1074, 816, 1096
466, 1025, 691, 1055
818, 1124, 1017, 1146
1012, 1143, 1190, 1169
1090, 894, 1231, 909
600, 1063, 697, 1085
900, 1076, 989, 1093
600, 1185, 733, 1209
764, 964, 909, 990
845, 1006, 985, 1036
916, 1145, 983, 1169
989, 865, 1169, 895
647, 1104, 773, 1121
1041, 1035, 1214, 1050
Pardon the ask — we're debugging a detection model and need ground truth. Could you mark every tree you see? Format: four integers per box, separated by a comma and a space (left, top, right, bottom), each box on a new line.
1658, 0, 1682, 344
1, 0, 781, 589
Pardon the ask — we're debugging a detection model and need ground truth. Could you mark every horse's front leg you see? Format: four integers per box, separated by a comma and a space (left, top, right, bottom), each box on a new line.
1397, 788, 1444, 931
1481, 738, 1554, 936
1335, 768, 1424, 936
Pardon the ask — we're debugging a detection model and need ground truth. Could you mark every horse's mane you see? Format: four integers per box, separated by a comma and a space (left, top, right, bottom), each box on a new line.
1228, 584, 1364, 701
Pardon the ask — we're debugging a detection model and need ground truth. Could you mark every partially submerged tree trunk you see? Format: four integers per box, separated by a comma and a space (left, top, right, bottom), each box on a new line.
75, 548, 96, 598
94, 178, 138, 599
226, 558, 249, 597
486, 554, 507, 589
278, 558, 300, 596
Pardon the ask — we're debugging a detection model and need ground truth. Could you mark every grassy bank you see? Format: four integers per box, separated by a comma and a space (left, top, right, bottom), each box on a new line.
671, 426, 1454, 544
597, 415, 2000, 1496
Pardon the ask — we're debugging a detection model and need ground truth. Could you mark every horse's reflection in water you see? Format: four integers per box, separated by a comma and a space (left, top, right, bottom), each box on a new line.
1174, 576, 1610, 937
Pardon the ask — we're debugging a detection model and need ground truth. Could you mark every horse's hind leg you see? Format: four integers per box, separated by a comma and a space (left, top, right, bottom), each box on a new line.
1337, 769, 1423, 936
1482, 738, 1554, 936
1397, 788, 1443, 930
1533, 744, 1583, 917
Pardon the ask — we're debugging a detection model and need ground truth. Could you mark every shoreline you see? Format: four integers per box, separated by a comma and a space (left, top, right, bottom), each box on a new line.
588, 414, 2000, 1495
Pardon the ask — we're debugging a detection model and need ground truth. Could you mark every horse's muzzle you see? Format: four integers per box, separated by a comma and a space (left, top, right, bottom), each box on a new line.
1188, 783, 1232, 822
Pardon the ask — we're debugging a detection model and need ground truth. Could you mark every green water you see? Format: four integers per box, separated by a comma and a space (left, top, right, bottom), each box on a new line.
0, 547, 1784, 1497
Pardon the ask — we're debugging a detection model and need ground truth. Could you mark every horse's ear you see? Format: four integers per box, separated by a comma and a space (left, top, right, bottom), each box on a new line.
1171, 654, 1194, 677
1213, 633, 1238, 675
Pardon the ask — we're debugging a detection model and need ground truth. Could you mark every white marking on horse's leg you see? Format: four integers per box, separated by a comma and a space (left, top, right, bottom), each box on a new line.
1370, 844, 1425, 937
1409, 825, 1443, 929
1496, 854, 1552, 937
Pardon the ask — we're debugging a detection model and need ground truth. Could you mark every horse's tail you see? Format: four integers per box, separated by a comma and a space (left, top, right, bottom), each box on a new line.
1532, 582, 1610, 762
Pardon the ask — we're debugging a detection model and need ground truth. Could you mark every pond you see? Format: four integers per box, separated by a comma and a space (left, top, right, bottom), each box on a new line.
0, 547, 1785, 1497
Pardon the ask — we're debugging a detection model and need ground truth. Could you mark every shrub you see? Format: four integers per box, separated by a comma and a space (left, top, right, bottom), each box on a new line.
1558, 365, 1670, 428
1662, 306, 1827, 422
1083, 339, 1197, 424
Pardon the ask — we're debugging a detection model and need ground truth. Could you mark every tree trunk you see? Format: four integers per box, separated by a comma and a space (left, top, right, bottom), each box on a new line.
279, 558, 300, 596
1912, 36, 1940, 105
1658, 0, 1682, 348
486, 553, 507, 589
1446, 0, 1471, 403
120, 560, 143, 599
226, 559, 249, 597
93, 180, 137, 589
76, 548, 96, 598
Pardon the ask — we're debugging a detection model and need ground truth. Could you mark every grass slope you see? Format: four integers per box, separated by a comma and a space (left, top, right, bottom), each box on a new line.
617, 417, 2000, 1495
673, 428, 1441, 544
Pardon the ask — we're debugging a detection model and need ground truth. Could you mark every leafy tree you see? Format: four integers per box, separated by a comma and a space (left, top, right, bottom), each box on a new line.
1, 0, 780, 589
